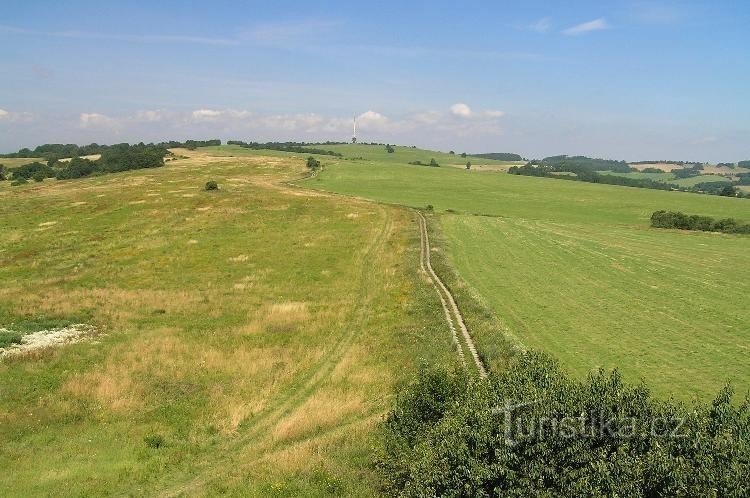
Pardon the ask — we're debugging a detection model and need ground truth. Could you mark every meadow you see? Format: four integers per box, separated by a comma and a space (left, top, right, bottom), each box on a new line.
306, 145, 750, 399
0, 148, 457, 496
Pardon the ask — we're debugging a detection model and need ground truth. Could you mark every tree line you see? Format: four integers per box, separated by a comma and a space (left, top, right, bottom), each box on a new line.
226, 140, 343, 157
651, 210, 750, 234
473, 152, 524, 161
0, 139, 220, 161
379, 352, 749, 496
508, 162, 748, 198
2, 143, 168, 184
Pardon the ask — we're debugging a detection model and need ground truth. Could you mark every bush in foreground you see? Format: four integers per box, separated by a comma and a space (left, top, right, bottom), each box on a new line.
379, 353, 749, 497
204, 180, 219, 191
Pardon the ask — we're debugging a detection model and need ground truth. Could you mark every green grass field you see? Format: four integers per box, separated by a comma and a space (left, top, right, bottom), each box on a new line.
305, 145, 750, 399
600, 170, 734, 188
0, 148, 457, 495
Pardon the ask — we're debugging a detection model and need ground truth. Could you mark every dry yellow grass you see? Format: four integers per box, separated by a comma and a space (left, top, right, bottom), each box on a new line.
0, 146, 456, 496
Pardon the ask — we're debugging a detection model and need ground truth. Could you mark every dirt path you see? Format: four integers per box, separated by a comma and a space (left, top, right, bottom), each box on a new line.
417, 211, 487, 378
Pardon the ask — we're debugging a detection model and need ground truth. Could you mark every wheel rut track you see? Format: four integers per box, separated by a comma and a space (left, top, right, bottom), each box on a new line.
161, 202, 394, 497
417, 211, 487, 378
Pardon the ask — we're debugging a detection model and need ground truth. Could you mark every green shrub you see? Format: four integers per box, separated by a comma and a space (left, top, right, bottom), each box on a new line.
10, 178, 29, 186
651, 210, 750, 234
0, 330, 23, 348
32, 171, 46, 182
306, 156, 321, 170
143, 434, 165, 449
204, 180, 219, 191
429, 158, 439, 167
379, 353, 750, 496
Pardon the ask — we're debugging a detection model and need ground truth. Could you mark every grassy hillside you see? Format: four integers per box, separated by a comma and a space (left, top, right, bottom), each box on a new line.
304, 146, 750, 399
0, 148, 456, 495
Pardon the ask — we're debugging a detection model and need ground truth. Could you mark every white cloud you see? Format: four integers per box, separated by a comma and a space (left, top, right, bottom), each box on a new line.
79, 112, 116, 128
450, 103, 473, 118
483, 110, 505, 118
132, 110, 166, 122
357, 110, 389, 126
530, 17, 552, 33
562, 18, 610, 35
191, 109, 222, 120
0, 108, 34, 122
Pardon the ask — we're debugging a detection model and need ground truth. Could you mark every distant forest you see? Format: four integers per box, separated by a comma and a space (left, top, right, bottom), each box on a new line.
226, 140, 344, 157
0, 139, 221, 161
473, 152, 523, 161
0, 142, 173, 184
508, 155, 749, 198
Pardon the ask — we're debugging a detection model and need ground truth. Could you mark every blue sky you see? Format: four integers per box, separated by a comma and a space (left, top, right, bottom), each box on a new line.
1, 0, 748, 161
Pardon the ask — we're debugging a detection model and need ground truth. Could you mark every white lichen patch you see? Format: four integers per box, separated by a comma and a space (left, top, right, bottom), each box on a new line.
38, 221, 58, 227
0, 324, 96, 358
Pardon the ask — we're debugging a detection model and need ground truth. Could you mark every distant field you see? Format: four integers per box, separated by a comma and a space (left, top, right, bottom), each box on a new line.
0, 147, 455, 495
600, 170, 676, 181
0, 157, 44, 167
306, 147, 750, 399
58, 154, 101, 162
672, 175, 733, 187
629, 162, 684, 172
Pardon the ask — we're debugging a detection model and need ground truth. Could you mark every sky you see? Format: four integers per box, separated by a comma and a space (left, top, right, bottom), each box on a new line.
0, 0, 748, 162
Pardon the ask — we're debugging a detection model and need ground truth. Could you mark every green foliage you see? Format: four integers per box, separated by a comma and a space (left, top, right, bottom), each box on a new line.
721, 185, 739, 197
56, 157, 100, 180
204, 180, 219, 191
227, 140, 343, 157
385, 144, 395, 153
474, 152, 523, 161
380, 354, 750, 497
98, 144, 166, 173
0, 164, 5, 181
640, 167, 665, 173
10, 178, 29, 186
651, 210, 750, 234
738, 160, 750, 168
11, 161, 55, 180
306, 156, 321, 170
540, 155, 631, 173
0, 330, 23, 348
429, 158, 439, 167
460, 152, 467, 158
466, 162, 471, 170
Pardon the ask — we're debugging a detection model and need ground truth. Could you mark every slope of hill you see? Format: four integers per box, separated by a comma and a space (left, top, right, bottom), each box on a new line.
304, 144, 750, 399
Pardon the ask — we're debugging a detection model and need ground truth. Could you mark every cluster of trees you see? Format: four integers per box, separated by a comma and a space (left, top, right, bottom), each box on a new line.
640, 167, 666, 173
651, 210, 750, 234
1, 140, 202, 161
226, 140, 343, 157
672, 164, 705, 179
538, 155, 632, 173
408, 159, 439, 167
159, 139, 221, 150
473, 152, 523, 161
385, 144, 395, 153
379, 353, 750, 496
508, 162, 749, 198
306, 156, 321, 170
739, 160, 750, 168
2, 143, 167, 184
632, 160, 705, 167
